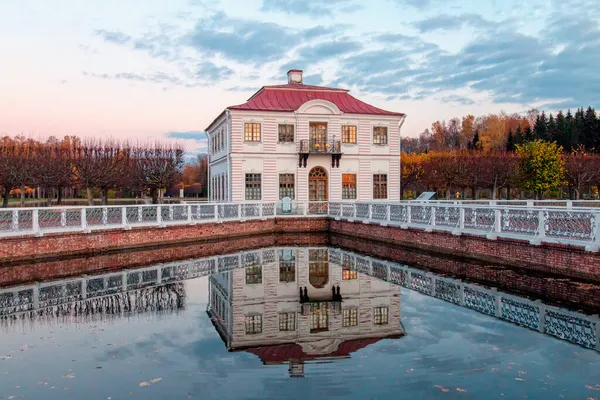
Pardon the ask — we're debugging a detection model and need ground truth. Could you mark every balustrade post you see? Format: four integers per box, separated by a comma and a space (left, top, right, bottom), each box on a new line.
121, 207, 128, 228
238, 204, 243, 220
495, 293, 502, 318
157, 267, 162, 284
214, 204, 219, 222
32, 209, 40, 235
459, 208, 465, 230
430, 276, 436, 296
353, 203, 357, 219
11, 210, 18, 231
459, 283, 465, 306
566, 200, 573, 209
60, 208, 67, 227
594, 214, 600, 247
304, 202, 308, 216
33, 283, 39, 309
386, 205, 391, 222
187, 205, 193, 224
81, 208, 87, 230
494, 209, 502, 233
122, 271, 127, 292
156, 206, 162, 226
137, 206, 143, 223
368, 204, 373, 220
259, 203, 263, 218
81, 277, 87, 299
430, 206, 436, 226
537, 210, 546, 239
537, 300, 546, 333
407, 205, 412, 224
169, 206, 174, 222
102, 207, 108, 225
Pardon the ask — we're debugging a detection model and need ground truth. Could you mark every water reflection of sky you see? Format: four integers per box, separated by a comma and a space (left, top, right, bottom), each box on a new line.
1, 276, 600, 399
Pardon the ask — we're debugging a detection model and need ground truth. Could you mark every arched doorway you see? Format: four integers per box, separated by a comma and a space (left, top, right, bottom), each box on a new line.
309, 167, 328, 201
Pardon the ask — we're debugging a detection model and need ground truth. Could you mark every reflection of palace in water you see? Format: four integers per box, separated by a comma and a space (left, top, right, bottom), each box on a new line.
207, 247, 405, 376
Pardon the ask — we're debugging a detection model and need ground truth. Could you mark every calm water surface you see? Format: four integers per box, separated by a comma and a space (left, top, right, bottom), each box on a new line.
1, 246, 599, 400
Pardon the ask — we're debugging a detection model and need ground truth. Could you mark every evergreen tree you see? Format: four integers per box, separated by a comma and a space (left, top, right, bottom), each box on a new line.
574, 108, 585, 150
555, 110, 570, 152
506, 129, 515, 152
534, 112, 548, 140
583, 106, 598, 151
565, 110, 576, 151
547, 113, 558, 143
514, 125, 524, 146
470, 130, 481, 150
524, 126, 534, 142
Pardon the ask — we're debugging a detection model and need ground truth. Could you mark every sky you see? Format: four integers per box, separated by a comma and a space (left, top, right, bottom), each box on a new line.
0, 0, 599, 155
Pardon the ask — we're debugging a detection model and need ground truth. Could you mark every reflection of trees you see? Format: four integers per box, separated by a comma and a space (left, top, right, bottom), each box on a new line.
0, 283, 185, 329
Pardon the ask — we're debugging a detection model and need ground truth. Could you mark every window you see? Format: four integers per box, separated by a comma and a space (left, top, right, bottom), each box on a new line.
244, 123, 261, 142
279, 250, 296, 282
278, 124, 294, 143
374, 306, 389, 325
342, 125, 357, 144
310, 303, 329, 332
373, 126, 388, 145
245, 265, 262, 285
342, 174, 357, 200
373, 174, 388, 199
279, 312, 296, 331
342, 268, 358, 280
343, 308, 358, 327
279, 174, 295, 200
245, 314, 262, 334
245, 173, 261, 200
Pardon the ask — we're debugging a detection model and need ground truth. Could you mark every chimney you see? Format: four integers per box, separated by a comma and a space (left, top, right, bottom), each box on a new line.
287, 69, 303, 84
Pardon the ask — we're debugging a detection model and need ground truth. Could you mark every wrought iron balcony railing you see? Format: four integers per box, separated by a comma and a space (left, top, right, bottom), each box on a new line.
299, 139, 342, 154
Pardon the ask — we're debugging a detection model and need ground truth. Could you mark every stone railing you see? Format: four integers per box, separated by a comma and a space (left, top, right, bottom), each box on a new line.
1, 201, 600, 251
1, 247, 597, 351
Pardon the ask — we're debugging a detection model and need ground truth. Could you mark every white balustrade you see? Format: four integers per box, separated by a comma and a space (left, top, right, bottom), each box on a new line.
0, 201, 598, 250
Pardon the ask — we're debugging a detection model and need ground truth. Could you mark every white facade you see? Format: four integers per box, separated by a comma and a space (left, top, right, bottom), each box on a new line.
207, 247, 404, 372
206, 70, 406, 203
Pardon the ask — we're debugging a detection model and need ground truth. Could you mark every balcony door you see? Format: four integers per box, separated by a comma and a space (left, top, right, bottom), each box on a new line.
309, 166, 328, 202
309, 122, 327, 152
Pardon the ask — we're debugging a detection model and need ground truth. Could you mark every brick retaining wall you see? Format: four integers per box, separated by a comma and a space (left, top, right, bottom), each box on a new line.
330, 220, 600, 283
0, 218, 328, 264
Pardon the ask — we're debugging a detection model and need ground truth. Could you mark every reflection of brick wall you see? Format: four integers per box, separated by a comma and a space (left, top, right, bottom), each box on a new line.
330, 220, 600, 283
331, 233, 600, 311
0, 218, 329, 264
0, 232, 328, 287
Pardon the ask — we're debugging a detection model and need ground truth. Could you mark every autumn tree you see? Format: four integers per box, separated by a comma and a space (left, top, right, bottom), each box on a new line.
516, 140, 565, 199
131, 143, 184, 204
0, 136, 41, 207
37, 138, 75, 206
400, 152, 425, 198
564, 147, 600, 199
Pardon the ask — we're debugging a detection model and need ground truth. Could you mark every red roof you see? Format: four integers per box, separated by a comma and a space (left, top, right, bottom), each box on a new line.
227, 83, 405, 117
244, 336, 403, 364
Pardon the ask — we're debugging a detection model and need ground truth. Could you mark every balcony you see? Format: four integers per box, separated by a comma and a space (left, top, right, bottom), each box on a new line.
298, 139, 343, 168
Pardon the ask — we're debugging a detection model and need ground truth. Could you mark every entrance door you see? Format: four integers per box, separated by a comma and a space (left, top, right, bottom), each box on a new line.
309, 167, 328, 201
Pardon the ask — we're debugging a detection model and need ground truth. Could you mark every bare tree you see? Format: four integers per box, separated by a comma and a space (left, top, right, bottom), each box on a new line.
131, 143, 184, 204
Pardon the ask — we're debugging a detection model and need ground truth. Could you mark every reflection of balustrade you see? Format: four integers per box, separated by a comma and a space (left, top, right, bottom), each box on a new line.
2, 246, 597, 351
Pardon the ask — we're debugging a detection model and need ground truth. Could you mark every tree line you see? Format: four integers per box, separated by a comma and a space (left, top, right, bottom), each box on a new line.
402, 106, 599, 154
0, 136, 185, 207
400, 106, 600, 200
401, 143, 600, 200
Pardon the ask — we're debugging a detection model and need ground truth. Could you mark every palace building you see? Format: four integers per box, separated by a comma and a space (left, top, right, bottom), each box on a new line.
207, 247, 404, 376
206, 70, 406, 203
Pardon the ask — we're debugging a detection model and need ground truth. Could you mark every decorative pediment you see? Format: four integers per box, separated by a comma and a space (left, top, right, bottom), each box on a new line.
297, 99, 342, 115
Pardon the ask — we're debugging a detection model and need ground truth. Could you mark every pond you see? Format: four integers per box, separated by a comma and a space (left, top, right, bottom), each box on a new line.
1, 245, 599, 399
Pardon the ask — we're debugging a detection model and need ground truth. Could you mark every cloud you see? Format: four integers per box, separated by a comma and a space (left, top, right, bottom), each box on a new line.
196, 62, 234, 82
166, 131, 206, 140
438, 95, 476, 105
83, 71, 200, 88
95, 29, 132, 45
414, 13, 493, 33
261, 0, 360, 16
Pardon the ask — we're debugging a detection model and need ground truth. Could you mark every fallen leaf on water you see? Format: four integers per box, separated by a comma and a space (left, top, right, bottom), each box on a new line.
586, 386, 600, 391
149, 378, 162, 384
406, 369, 414, 374
139, 382, 150, 388
63, 374, 75, 379
456, 388, 467, 392
515, 378, 526, 382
